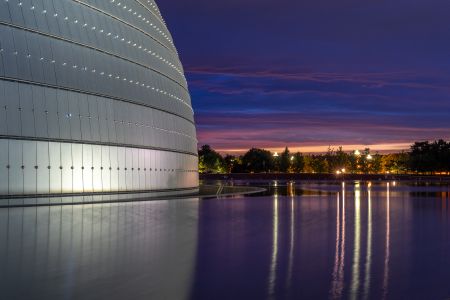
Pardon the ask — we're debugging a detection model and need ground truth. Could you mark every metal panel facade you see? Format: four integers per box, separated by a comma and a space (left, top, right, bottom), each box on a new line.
0, 0, 198, 198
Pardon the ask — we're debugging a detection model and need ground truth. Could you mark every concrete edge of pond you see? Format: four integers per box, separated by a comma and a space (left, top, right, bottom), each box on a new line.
0, 185, 266, 208
198, 185, 267, 199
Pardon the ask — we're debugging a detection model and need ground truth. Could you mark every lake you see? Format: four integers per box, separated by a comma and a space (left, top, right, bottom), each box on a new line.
1, 180, 449, 299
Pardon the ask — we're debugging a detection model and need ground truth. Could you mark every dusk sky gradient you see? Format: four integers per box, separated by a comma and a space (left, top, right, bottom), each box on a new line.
158, 0, 450, 153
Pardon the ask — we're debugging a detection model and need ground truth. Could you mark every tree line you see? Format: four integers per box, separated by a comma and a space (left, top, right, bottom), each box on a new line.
198, 140, 450, 175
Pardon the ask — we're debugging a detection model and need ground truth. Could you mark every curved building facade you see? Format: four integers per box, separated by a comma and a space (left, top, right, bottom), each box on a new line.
0, 0, 198, 199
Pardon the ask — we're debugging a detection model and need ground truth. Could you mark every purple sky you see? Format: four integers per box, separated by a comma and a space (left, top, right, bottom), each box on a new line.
158, 0, 450, 153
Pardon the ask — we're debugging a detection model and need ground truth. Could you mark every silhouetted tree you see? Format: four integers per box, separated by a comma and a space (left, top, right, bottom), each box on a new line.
280, 147, 291, 173
360, 148, 372, 174
242, 148, 274, 173
409, 140, 450, 173
198, 141, 450, 175
223, 155, 236, 174
326, 146, 349, 173
292, 152, 305, 173
198, 145, 223, 173
310, 155, 328, 173
371, 153, 383, 174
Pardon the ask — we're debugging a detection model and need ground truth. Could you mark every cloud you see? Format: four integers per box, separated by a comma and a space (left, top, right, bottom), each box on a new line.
158, 0, 450, 152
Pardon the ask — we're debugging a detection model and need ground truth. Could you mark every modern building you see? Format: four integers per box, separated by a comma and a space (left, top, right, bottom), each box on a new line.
0, 0, 198, 201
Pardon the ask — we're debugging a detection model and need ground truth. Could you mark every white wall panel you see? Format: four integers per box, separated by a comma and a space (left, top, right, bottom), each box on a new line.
72, 143, 83, 193
36, 141, 50, 195
0, 81, 7, 135
49, 142, 61, 193
22, 140, 37, 194
92, 145, 102, 192
139, 149, 145, 189
144, 149, 151, 190
57, 90, 71, 140
125, 148, 133, 191
0, 0, 11, 22
101, 146, 110, 192
69, 92, 82, 140
61, 143, 73, 193
5, 81, 21, 136
0, 140, 8, 194
109, 146, 118, 191
132, 148, 139, 190
8, 140, 23, 194
19, 84, 35, 137
82, 144, 93, 192
117, 147, 126, 191
45, 88, 60, 139
32, 86, 48, 138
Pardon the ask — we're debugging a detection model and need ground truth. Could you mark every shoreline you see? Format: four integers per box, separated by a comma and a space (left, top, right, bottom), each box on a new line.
201, 173, 450, 182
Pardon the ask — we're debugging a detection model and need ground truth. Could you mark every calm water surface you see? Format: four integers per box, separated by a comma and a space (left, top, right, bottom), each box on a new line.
1, 181, 450, 300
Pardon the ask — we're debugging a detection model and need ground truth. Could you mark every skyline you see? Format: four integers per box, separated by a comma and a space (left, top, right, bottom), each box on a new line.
159, 0, 450, 154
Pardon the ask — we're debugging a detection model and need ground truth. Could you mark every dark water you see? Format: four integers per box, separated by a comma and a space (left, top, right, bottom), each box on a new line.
1, 181, 450, 300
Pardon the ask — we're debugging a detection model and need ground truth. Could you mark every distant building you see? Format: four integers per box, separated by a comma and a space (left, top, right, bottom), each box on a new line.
0, 0, 198, 201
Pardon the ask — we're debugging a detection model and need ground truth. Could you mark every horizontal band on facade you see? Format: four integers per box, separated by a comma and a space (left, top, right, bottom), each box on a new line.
0, 136, 198, 157
73, 0, 177, 55
0, 186, 199, 201
0, 76, 195, 125
0, 20, 188, 92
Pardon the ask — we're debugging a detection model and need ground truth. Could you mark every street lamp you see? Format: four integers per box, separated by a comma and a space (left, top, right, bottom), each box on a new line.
367, 154, 373, 160
273, 152, 279, 158
354, 150, 361, 156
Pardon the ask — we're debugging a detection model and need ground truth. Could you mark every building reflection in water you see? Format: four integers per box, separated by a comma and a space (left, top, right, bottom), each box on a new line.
330, 182, 346, 299
287, 182, 295, 289
364, 182, 373, 299
1, 180, 418, 299
0, 200, 199, 300
350, 181, 362, 300
330, 181, 392, 300
383, 182, 391, 299
268, 188, 279, 298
